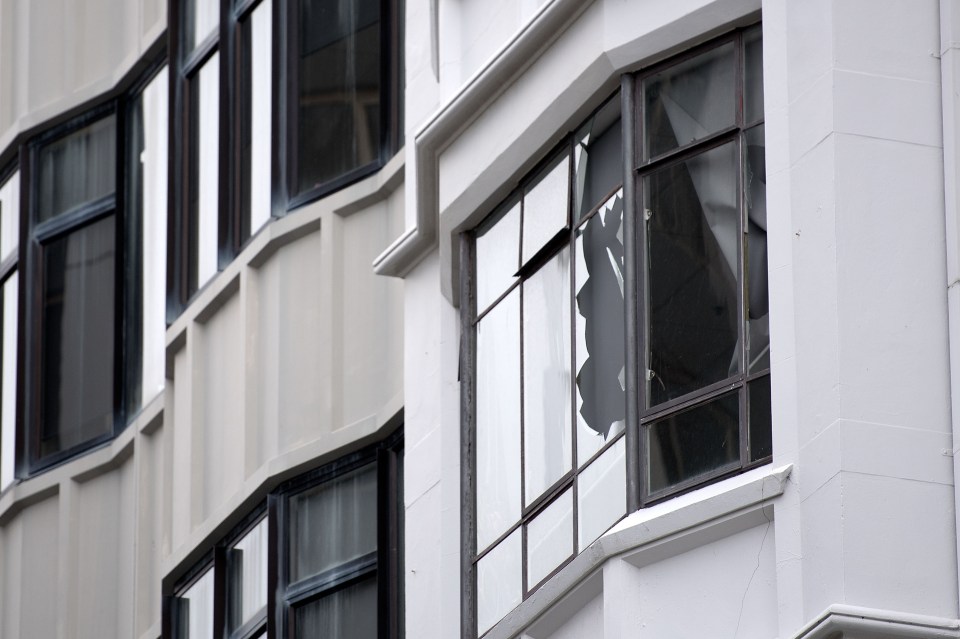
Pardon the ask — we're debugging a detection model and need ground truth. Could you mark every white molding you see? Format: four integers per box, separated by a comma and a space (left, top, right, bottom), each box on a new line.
791, 605, 960, 639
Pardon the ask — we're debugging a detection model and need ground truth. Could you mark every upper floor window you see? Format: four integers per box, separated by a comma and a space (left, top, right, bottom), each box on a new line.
169, 0, 404, 314
0, 166, 19, 490
464, 26, 768, 636
21, 65, 168, 473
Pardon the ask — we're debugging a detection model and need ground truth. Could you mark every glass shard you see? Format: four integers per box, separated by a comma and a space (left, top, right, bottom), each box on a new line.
575, 95, 622, 220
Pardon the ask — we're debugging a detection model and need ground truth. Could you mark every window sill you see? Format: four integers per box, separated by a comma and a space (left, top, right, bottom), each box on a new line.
483, 463, 792, 639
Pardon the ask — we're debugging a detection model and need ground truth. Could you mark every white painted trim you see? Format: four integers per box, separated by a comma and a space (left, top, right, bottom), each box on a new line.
790, 605, 960, 639
371, 0, 591, 279
484, 464, 792, 639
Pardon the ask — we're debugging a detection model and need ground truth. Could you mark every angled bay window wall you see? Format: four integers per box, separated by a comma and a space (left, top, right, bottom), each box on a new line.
20, 63, 169, 473
0, 166, 18, 490
463, 26, 769, 637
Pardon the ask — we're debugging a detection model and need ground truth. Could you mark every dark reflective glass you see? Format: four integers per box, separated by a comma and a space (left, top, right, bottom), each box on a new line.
749, 375, 772, 461
644, 142, 740, 406
288, 463, 378, 582
745, 125, 769, 373
293, 576, 378, 639
575, 95, 622, 220
125, 92, 146, 419
297, 0, 381, 194
644, 43, 735, 159
38, 116, 116, 222
40, 215, 115, 458
744, 27, 764, 124
646, 391, 739, 494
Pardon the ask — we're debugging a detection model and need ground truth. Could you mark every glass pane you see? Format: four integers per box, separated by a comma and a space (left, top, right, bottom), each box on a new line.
125, 68, 168, 417
575, 95, 621, 220
645, 142, 740, 407
181, 568, 214, 639
0, 273, 17, 491
521, 154, 569, 264
297, 0, 381, 193
240, 0, 273, 241
526, 489, 573, 588
644, 42, 735, 159
745, 125, 769, 373
476, 289, 521, 551
575, 191, 625, 465
646, 391, 740, 494
476, 197, 520, 313
0, 170, 19, 261
38, 116, 116, 222
189, 55, 220, 292
477, 529, 521, 636
523, 250, 572, 505
40, 215, 115, 459
749, 375, 772, 462
293, 576, 377, 639
577, 437, 625, 551
230, 518, 268, 630
288, 463, 377, 582
183, 0, 219, 54
744, 28, 764, 124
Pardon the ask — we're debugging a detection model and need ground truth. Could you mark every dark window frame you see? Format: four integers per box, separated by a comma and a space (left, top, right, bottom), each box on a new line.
461, 25, 770, 638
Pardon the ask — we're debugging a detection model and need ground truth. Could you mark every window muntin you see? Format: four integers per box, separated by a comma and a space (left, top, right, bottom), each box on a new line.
466, 26, 768, 636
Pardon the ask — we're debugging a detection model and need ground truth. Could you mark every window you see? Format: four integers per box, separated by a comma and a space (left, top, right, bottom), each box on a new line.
463, 26, 768, 636
0, 165, 19, 490
169, 0, 404, 314
165, 431, 403, 639
21, 65, 168, 473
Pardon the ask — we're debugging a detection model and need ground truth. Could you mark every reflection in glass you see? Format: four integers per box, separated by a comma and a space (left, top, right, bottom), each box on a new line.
38, 116, 116, 222
646, 391, 740, 494
575, 192, 625, 465
526, 489, 573, 588
229, 518, 268, 631
575, 96, 622, 220
297, 0, 381, 193
521, 154, 569, 264
577, 437, 625, 551
0, 171, 19, 261
184, 0, 219, 54
125, 68, 169, 417
749, 376, 772, 462
288, 464, 377, 582
644, 42, 735, 159
477, 529, 522, 635
240, 0, 273, 241
523, 250, 572, 505
476, 290, 521, 551
476, 198, 520, 313
0, 273, 16, 491
293, 576, 377, 639
745, 125, 769, 373
744, 27, 764, 124
182, 568, 214, 639
189, 54, 220, 292
645, 142, 740, 406
40, 215, 115, 458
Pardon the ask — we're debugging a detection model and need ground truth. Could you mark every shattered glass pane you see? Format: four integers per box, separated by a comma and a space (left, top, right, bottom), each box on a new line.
744, 27, 764, 124
644, 142, 740, 407
646, 391, 740, 494
526, 489, 573, 588
523, 250, 572, 505
577, 436, 625, 551
477, 529, 522, 635
644, 42, 735, 159
574, 95, 622, 220
476, 197, 520, 313
575, 191, 626, 466
745, 125, 769, 373
476, 289, 522, 551
749, 375, 772, 462
521, 154, 569, 265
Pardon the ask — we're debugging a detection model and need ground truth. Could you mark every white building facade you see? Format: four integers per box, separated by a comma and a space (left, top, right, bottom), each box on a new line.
0, 0, 957, 638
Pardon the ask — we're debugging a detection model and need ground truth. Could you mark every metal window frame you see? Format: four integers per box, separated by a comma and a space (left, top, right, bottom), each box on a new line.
461, 23, 771, 639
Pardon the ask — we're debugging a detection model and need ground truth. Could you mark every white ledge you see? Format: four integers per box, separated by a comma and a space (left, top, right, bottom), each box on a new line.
791, 605, 960, 639
485, 464, 792, 639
